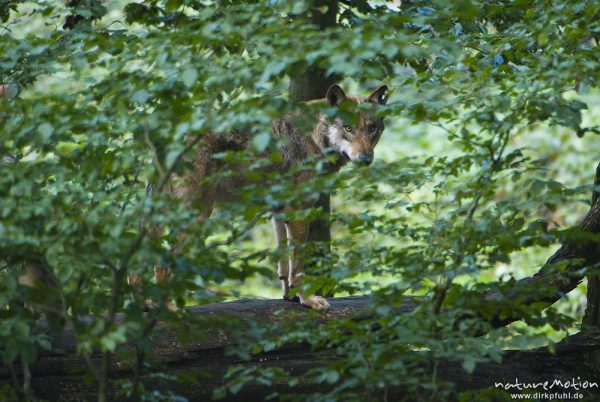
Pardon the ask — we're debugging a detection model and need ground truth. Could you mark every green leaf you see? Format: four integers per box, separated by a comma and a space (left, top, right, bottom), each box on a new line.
252, 132, 270, 152
462, 357, 476, 374
37, 123, 53, 141
182, 67, 198, 88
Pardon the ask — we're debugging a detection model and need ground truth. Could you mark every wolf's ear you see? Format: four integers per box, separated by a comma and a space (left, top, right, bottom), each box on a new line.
326, 84, 347, 106
368, 85, 389, 105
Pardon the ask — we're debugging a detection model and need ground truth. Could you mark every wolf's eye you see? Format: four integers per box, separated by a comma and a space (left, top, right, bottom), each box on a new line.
368, 123, 377, 133
343, 125, 353, 133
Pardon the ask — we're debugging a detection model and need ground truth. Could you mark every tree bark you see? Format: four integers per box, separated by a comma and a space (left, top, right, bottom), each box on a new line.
583, 162, 600, 328
582, 162, 600, 369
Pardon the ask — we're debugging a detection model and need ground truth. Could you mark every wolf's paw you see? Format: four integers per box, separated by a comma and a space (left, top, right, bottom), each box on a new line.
300, 295, 330, 311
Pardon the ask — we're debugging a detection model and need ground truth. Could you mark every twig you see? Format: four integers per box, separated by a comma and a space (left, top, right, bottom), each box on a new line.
21, 356, 31, 398
8, 362, 25, 402
207, 211, 267, 248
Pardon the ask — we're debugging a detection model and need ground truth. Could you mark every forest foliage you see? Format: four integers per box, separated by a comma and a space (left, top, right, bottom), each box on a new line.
1, 0, 600, 401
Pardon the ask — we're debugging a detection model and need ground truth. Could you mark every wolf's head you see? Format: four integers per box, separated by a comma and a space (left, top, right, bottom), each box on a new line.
323, 84, 388, 166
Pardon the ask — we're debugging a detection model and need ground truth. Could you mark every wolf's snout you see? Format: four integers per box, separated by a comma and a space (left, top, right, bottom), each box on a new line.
358, 153, 373, 166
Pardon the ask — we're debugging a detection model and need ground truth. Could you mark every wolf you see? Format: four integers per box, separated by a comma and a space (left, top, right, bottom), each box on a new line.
8, 84, 388, 311
148, 84, 389, 310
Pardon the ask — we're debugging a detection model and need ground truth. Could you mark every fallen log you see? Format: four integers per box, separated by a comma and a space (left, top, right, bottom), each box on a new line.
0, 296, 415, 400
2, 296, 600, 401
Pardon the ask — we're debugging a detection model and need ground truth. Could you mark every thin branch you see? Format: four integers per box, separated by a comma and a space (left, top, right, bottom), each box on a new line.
427, 121, 486, 150
206, 211, 267, 248
21, 357, 30, 398
7, 362, 25, 402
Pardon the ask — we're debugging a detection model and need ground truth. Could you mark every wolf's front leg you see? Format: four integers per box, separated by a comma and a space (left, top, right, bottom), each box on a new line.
284, 220, 330, 310
272, 217, 298, 301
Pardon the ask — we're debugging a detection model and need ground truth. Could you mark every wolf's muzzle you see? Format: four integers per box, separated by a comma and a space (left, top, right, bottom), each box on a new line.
358, 153, 373, 166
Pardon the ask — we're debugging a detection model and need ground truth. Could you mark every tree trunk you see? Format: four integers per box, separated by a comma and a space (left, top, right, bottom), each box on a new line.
288, 0, 339, 102
288, 0, 339, 295
289, 66, 338, 103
